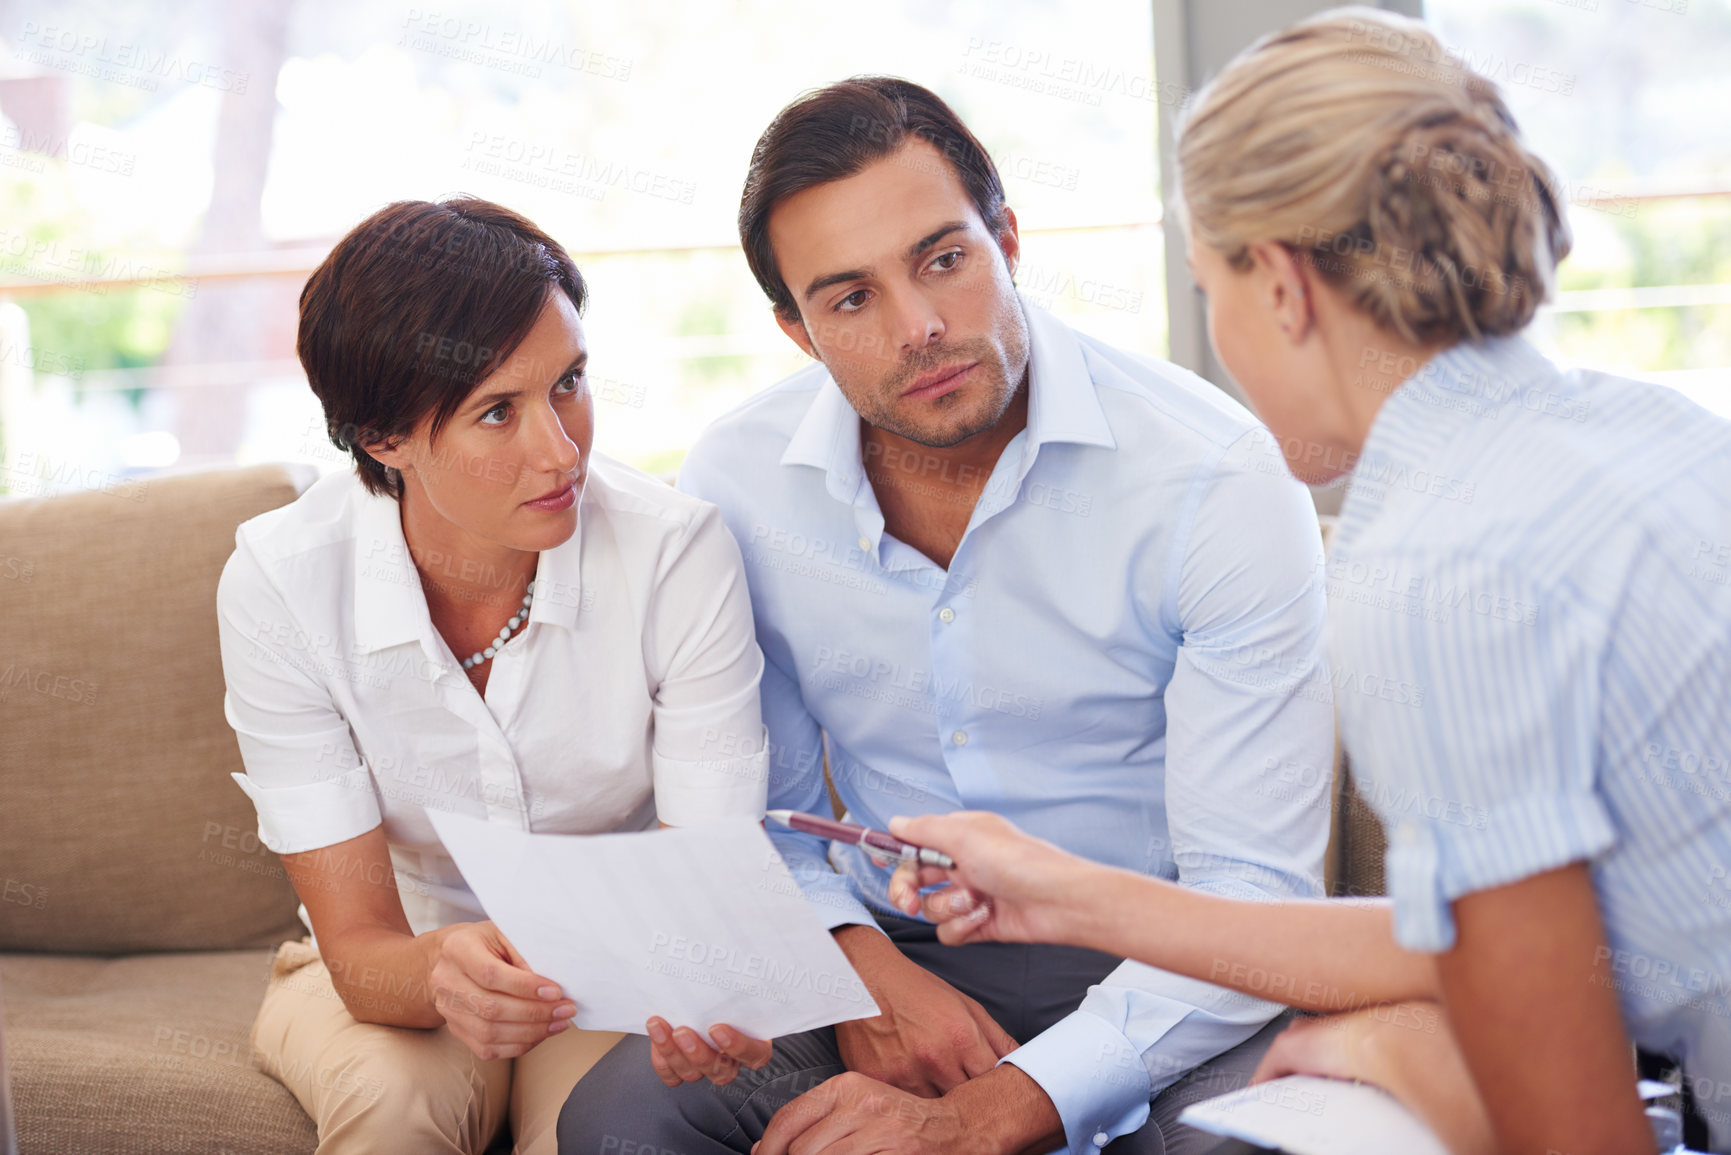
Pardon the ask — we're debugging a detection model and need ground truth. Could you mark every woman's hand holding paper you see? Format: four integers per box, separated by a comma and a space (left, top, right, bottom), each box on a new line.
427, 920, 576, 1060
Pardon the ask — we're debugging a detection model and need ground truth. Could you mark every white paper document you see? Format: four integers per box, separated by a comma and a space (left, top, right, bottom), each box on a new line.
425, 812, 881, 1038
1178, 1075, 1450, 1155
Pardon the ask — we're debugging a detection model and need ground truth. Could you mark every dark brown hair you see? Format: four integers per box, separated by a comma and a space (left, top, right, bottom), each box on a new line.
738, 76, 1008, 321
298, 197, 586, 498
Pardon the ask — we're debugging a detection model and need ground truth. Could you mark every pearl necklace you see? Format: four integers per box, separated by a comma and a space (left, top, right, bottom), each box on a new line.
461, 581, 534, 670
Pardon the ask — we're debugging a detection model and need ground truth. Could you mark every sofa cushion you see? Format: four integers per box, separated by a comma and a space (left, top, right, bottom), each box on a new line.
0, 949, 316, 1154
0, 465, 311, 953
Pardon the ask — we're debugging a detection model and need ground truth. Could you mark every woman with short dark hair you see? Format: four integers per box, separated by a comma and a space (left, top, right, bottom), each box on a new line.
218, 198, 771, 1153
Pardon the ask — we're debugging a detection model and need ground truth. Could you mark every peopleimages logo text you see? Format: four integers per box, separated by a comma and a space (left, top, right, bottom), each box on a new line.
645, 932, 870, 1004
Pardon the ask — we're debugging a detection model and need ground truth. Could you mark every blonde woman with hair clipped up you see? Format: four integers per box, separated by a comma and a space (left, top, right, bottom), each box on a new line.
887, 8, 1731, 1154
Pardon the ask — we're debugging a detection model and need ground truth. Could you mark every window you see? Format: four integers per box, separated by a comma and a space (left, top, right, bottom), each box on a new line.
0, 0, 1161, 491
1426, 0, 1731, 416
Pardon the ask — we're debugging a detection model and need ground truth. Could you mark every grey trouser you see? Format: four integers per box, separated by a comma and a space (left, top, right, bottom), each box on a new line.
556, 911, 1291, 1155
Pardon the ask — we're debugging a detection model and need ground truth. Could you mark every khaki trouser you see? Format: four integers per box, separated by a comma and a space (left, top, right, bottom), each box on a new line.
252, 938, 624, 1155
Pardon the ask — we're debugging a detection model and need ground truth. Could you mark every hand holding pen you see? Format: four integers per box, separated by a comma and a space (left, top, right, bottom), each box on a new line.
767, 808, 1095, 946
875, 811, 1101, 948
765, 809, 956, 868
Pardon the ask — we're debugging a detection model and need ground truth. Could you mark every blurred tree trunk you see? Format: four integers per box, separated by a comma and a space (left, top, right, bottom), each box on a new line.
164, 0, 296, 466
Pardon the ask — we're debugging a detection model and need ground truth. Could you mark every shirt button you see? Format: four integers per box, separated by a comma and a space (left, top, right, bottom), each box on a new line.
938, 607, 956, 623
857, 536, 870, 551
1092, 1132, 1110, 1148
1396, 821, 1419, 844
951, 730, 968, 746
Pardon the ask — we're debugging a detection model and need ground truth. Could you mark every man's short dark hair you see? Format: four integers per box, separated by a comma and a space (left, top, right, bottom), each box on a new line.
738, 76, 1008, 321
298, 197, 586, 499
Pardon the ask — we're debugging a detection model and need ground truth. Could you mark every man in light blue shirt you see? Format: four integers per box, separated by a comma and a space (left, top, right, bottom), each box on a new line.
557, 77, 1333, 1155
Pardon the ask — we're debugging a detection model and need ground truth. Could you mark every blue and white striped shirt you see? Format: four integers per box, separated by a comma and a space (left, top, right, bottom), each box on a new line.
1328, 334, 1731, 1146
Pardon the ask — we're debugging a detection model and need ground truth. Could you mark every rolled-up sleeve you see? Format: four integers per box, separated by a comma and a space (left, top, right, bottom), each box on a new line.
1343, 557, 1614, 952
644, 504, 771, 827
216, 535, 382, 855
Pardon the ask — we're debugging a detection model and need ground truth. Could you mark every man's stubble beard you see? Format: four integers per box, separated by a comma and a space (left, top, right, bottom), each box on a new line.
833, 293, 1031, 450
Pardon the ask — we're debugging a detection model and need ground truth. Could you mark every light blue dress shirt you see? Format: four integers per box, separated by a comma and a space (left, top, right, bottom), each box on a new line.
1329, 335, 1731, 1151
679, 301, 1336, 1153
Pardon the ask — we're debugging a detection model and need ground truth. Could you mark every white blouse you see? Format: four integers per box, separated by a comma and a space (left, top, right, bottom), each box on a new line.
217, 455, 769, 935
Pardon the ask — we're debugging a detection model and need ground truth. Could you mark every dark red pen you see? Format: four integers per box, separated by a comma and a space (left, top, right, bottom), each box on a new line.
765, 809, 956, 868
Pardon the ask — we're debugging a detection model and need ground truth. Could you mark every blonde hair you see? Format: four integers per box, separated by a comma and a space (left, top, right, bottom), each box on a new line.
1176, 6, 1572, 345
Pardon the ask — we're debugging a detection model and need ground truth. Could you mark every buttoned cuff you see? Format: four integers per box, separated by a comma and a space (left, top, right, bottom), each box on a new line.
1000, 1009, 1151, 1154
230, 770, 382, 855
651, 729, 770, 827
1385, 789, 1616, 953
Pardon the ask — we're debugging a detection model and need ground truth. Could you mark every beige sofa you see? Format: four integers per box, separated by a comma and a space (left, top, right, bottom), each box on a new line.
0, 465, 319, 1154
0, 462, 1384, 1154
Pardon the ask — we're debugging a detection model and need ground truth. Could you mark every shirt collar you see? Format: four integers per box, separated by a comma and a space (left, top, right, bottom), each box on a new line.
779, 375, 867, 505
777, 297, 1116, 494
349, 476, 587, 657
351, 483, 430, 656
1363, 333, 1555, 466
1022, 299, 1117, 454
1337, 333, 1555, 543
1398, 332, 1554, 413
527, 487, 586, 630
